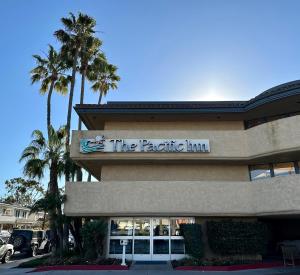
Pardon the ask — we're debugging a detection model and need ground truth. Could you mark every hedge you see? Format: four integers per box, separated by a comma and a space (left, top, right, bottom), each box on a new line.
180, 223, 203, 259
207, 220, 268, 255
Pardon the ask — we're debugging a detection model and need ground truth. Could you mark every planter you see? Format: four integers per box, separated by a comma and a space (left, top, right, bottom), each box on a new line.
30, 265, 129, 272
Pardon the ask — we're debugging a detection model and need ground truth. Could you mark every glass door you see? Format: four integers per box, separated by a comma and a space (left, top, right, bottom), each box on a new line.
133, 218, 151, 261
152, 218, 171, 261
109, 217, 195, 261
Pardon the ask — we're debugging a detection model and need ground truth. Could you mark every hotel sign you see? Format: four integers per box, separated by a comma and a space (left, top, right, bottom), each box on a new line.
80, 136, 210, 153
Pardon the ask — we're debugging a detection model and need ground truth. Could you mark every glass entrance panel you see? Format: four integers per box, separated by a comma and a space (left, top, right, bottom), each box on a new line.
153, 218, 170, 236
171, 218, 195, 236
110, 219, 133, 236
153, 239, 169, 254
109, 217, 194, 261
134, 240, 150, 254
134, 219, 150, 236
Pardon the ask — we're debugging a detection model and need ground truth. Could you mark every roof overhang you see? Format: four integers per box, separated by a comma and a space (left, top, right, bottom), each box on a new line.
75, 80, 300, 130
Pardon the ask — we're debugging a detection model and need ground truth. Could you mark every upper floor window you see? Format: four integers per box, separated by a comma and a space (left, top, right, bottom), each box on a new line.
250, 161, 299, 181
273, 162, 295, 177
249, 164, 271, 181
15, 209, 20, 218
22, 211, 27, 218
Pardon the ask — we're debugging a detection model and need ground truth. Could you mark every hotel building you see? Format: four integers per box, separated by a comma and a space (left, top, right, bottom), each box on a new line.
65, 80, 300, 261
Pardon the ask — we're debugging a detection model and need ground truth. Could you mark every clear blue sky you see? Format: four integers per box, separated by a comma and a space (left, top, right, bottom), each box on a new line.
1, 0, 300, 194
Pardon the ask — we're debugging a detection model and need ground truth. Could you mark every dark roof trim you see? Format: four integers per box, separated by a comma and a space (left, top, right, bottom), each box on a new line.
75, 80, 300, 114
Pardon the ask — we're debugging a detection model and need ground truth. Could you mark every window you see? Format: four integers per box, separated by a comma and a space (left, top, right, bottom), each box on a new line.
110, 219, 133, 236
22, 211, 27, 218
15, 210, 20, 218
134, 219, 150, 236
109, 239, 132, 254
153, 218, 169, 236
171, 239, 185, 254
249, 165, 271, 181
273, 162, 295, 177
170, 218, 194, 236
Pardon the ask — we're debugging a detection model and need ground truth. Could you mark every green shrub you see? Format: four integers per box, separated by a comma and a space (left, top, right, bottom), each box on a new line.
80, 219, 107, 260
180, 223, 203, 259
207, 220, 268, 255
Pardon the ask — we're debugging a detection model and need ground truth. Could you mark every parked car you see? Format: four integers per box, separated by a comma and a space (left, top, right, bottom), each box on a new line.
0, 237, 14, 263
8, 229, 46, 256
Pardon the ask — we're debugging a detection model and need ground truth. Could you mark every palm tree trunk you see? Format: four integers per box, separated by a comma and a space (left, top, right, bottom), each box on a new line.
47, 81, 55, 136
78, 69, 86, 130
98, 92, 103, 104
49, 163, 60, 255
76, 70, 86, 182
65, 47, 79, 182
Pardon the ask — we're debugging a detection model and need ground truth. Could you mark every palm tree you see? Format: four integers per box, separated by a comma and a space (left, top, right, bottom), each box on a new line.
91, 62, 120, 104
31, 45, 69, 136
20, 126, 66, 254
54, 13, 97, 182
78, 36, 103, 130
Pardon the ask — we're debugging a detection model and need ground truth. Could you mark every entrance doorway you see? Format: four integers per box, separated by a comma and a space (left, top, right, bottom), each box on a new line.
108, 217, 194, 261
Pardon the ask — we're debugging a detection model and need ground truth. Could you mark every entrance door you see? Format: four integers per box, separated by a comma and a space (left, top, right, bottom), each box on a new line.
133, 218, 171, 261
133, 218, 151, 260
151, 218, 170, 261
109, 217, 194, 261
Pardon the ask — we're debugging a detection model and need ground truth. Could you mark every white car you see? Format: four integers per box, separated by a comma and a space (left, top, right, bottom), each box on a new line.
0, 237, 14, 263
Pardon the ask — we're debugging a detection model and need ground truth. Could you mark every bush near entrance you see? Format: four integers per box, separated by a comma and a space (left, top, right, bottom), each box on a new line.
180, 223, 203, 259
207, 220, 268, 255
80, 219, 107, 260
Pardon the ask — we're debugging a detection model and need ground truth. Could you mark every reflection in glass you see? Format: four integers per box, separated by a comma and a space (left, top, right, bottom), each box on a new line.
109, 239, 132, 254
134, 219, 150, 236
153, 218, 169, 236
110, 219, 133, 236
274, 162, 295, 177
170, 218, 194, 236
153, 239, 169, 254
134, 240, 150, 254
249, 165, 271, 181
171, 240, 185, 254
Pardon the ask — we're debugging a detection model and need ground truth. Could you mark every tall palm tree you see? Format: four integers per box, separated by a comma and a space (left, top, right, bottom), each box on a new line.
54, 13, 97, 182
91, 62, 120, 104
31, 45, 69, 136
20, 126, 66, 254
78, 36, 103, 130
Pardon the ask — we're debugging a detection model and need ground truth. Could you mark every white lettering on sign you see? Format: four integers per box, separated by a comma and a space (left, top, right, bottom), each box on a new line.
80, 136, 210, 153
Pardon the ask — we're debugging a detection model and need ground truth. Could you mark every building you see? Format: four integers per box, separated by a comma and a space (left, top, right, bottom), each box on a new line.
65, 80, 300, 261
0, 202, 46, 231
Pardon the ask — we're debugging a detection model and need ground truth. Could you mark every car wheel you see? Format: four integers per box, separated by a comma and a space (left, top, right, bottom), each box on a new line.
1, 250, 12, 263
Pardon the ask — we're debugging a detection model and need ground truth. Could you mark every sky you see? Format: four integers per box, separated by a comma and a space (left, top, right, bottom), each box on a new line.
1, 0, 300, 195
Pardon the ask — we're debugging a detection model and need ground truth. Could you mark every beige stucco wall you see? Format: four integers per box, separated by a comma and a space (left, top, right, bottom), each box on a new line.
71, 115, 300, 162
101, 164, 249, 181
104, 121, 245, 130
64, 174, 300, 216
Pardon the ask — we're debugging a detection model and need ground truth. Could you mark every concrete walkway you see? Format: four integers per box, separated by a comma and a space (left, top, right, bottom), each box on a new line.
130, 261, 172, 271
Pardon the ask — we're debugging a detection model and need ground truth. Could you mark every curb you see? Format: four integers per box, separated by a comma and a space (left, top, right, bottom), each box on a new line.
175, 261, 283, 271
30, 265, 129, 272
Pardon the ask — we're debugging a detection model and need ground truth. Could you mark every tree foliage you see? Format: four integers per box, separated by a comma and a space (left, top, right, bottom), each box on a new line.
80, 219, 107, 260
180, 224, 204, 259
2, 177, 44, 206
